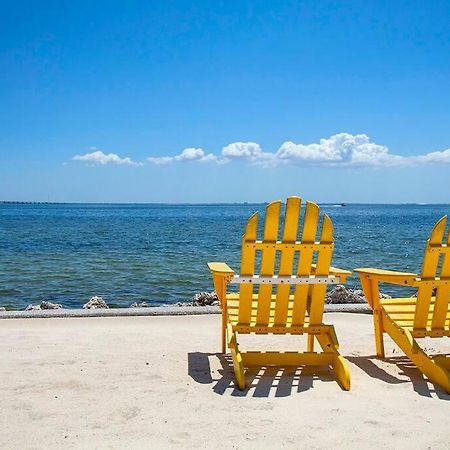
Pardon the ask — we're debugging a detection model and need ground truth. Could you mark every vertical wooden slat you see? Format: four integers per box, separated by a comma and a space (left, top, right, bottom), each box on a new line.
256, 201, 281, 325
238, 212, 258, 324
274, 197, 301, 325
414, 216, 447, 330
432, 216, 450, 329
291, 201, 319, 326
309, 214, 334, 325
444, 223, 450, 330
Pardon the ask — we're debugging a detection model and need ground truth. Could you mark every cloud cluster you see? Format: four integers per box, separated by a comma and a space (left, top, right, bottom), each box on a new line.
147, 133, 450, 168
218, 134, 411, 167
72, 134, 450, 168
275, 134, 403, 166
147, 147, 217, 165
73, 148, 142, 166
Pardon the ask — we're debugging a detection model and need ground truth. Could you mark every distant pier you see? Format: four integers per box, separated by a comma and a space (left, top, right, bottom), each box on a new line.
0, 201, 63, 204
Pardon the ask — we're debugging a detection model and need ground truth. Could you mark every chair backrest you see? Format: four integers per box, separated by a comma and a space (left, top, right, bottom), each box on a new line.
414, 215, 450, 335
237, 196, 334, 327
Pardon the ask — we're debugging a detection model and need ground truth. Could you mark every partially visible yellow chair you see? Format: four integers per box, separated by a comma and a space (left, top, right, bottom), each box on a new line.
208, 196, 351, 390
356, 216, 450, 393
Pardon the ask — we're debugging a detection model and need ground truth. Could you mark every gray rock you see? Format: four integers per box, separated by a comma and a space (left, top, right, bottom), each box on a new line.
0, 307, 6, 311
192, 291, 219, 306
325, 285, 391, 304
40, 301, 63, 309
83, 296, 109, 309
130, 301, 150, 308
326, 285, 364, 304
25, 304, 42, 311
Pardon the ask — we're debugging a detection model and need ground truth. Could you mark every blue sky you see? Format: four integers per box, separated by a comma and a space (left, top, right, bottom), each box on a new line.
1, 0, 449, 203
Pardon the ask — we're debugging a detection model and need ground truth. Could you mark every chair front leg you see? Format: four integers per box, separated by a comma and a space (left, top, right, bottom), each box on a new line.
369, 279, 385, 358
221, 310, 227, 353
359, 274, 385, 358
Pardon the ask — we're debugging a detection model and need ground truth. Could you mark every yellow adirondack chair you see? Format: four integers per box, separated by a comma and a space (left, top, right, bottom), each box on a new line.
208, 197, 352, 390
355, 216, 450, 393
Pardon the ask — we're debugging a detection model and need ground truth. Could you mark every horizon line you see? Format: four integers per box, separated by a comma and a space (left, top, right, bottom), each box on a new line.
1, 200, 448, 206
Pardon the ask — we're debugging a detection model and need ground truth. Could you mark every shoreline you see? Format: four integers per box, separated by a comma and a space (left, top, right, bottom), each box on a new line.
0, 303, 371, 319
0, 285, 381, 314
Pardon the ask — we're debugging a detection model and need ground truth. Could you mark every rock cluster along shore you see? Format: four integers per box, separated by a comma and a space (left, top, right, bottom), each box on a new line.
83, 296, 109, 309
192, 292, 220, 306
130, 301, 150, 308
0, 286, 389, 312
324, 285, 391, 304
25, 301, 63, 311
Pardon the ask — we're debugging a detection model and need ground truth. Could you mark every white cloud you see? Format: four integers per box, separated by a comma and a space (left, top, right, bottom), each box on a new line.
73, 148, 142, 166
148, 147, 218, 164
274, 134, 406, 167
220, 142, 276, 166
222, 142, 263, 158
175, 147, 214, 161
414, 148, 450, 164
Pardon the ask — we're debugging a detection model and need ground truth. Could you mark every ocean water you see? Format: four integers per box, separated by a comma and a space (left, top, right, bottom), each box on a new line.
0, 203, 449, 309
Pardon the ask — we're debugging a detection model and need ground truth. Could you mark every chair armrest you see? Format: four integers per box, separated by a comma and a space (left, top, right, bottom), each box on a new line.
311, 264, 352, 283
329, 266, 352, 283
207, 262, 235, 277
207, 262, 235, 308
354, 268, 418, 286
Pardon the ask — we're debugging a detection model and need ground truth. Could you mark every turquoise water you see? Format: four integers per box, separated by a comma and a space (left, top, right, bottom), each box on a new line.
1, 203, 449, 309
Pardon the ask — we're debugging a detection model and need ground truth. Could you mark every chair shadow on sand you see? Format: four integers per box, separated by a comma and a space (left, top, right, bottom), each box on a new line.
346, 355, 450, 400
187, 352, 338, 397
188, 352, 450, 399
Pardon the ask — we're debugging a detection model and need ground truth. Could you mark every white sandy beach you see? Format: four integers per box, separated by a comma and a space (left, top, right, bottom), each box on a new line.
0, 312, 448, 449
